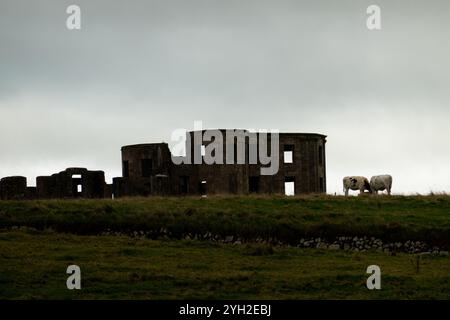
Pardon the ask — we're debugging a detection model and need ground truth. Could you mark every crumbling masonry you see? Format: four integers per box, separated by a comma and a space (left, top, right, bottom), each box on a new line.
0, 130, 326, 199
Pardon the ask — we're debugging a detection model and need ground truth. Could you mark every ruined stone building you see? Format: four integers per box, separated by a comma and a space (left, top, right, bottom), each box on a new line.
0, 168, 109, 200
113, 130, 327, 197
0, 130, 326, 200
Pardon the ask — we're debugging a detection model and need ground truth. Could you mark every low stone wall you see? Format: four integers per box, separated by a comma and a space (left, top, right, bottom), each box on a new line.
97, 228, 449, 256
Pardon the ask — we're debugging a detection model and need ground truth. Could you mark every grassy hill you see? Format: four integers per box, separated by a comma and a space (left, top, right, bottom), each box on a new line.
0, 195, 449, 299
0, 195, 449, 247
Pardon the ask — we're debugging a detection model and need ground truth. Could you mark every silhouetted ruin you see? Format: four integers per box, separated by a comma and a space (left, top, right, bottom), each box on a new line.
36, 168, 109, 199
0, 168, 109, 200
0, 130, 326, 199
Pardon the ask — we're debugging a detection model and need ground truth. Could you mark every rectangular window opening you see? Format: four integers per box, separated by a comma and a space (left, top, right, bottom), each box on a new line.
180, 176, 189, 194
141, 159, 152, 177
229, 174, 237, 194
123, 161, 129, 178
156, 177, 163, 192
319, 146, 323, 166
249, 176, 260, 193
199, 180, 207, 196
284, 145, 294, 164
284, 176, 295, 196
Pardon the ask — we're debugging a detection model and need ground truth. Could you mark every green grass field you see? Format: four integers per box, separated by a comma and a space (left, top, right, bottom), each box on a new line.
1, 195, 449, 245
0, 195, 449, 299
0, 230, 449, 299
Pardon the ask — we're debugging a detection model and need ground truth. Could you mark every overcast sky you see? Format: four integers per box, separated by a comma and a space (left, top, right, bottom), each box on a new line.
1, 0, 449, 194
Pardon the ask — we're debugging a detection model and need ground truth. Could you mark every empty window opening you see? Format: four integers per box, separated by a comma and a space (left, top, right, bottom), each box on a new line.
319, 146, 323, 166
199, 180, 207, 196
123, 161, 129, 178
157, 147, 162, 167
201, 145, 206, 156
143, 182, 152, 195
141, 158, 152, 177
284, 176, 295, 196
284, 151, 293, 163
319, 177, 324, 192
284, 145, 294, 164
180, 176, 189, 194
249, 176, 260, 193
229, 174, 238, 194
72, 174, 83, 195
156, 177, 163, 192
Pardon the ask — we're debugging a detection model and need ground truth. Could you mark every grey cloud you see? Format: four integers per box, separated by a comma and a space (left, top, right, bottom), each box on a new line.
0, 0, 449, 193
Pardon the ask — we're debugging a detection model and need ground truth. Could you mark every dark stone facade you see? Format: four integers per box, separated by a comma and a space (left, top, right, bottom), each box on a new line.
0, 168, 110, 200
114, 130, 327, 197
113, 143, 172, 197
36, 168, 109, 199
0, 130, 326, 199
0, 176, 28, 200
